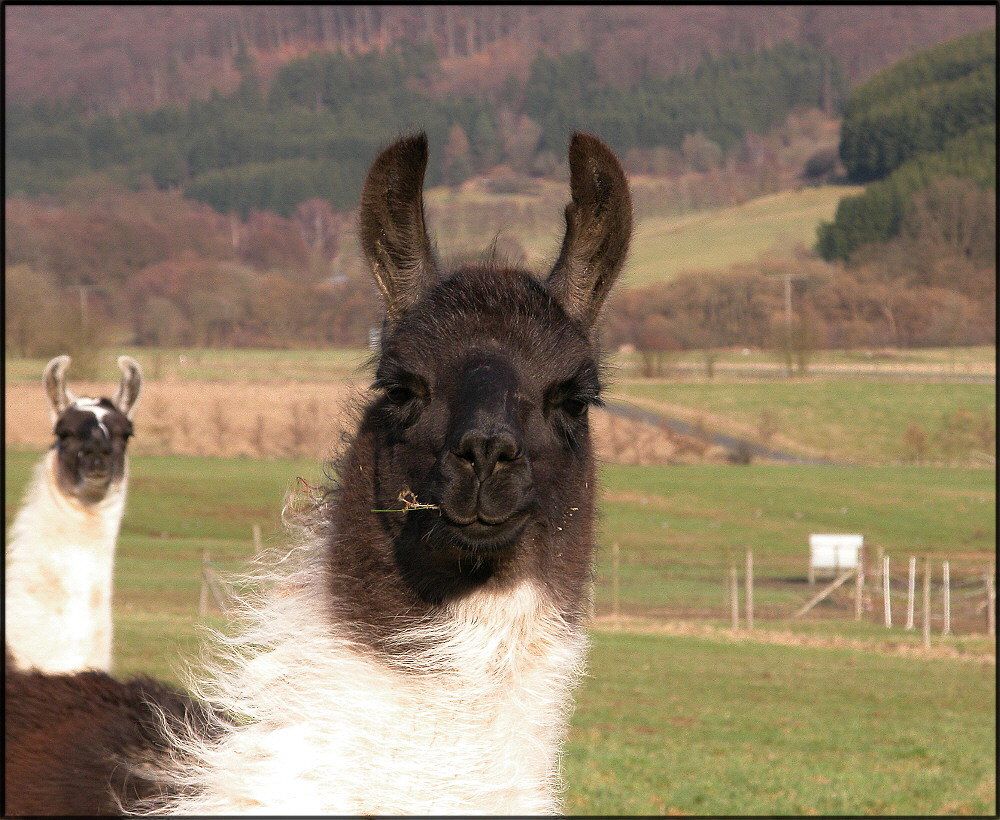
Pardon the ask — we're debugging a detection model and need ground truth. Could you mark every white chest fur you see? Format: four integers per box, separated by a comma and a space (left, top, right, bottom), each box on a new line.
5, 451, 126, 673
144, 572, 588, 815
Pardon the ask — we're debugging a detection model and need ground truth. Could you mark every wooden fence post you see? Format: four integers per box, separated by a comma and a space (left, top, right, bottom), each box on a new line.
199, 549, 227, 615
198, 550, 210, 617
942, 561, 950, 636
883, 555, 891, 627
611, 542, 620, 623
792, 568, 855, 619
922, 558, 931, 649
986, 561, 995, 638
730, 564, 739, 630
854, 554, 864, 621
745, 549, 753, 630
252, 523, 262, 552
905, 555, 916, 630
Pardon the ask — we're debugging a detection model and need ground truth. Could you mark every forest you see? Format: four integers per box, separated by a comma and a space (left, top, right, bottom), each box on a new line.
817, 27, 995, 261
4, 13, 996, 361
6, 42, 842, 215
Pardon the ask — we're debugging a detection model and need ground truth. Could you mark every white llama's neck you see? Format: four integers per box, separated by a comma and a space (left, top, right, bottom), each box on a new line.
137, 549, 588, 816
5, 449, 127, 673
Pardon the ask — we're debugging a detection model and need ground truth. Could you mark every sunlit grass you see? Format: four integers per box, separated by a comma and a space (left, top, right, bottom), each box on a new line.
4, 450, 993, 814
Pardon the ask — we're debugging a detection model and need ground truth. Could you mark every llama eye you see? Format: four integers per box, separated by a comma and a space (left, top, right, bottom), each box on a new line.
385, 385, 415, 405
562, 397, 590, 418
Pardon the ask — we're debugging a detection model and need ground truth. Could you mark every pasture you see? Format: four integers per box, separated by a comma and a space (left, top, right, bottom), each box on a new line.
4, 344, 993, 385
622, 184, 863, 285
4, 449, 995, 814
424, 182, 863, 286
611, 378, 996, 466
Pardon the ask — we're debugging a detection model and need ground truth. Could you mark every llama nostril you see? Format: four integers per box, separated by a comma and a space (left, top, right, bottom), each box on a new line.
454, 430, 522, 478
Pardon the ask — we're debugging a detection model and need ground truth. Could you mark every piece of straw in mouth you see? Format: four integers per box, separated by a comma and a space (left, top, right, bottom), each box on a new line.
372, 489, 439, 513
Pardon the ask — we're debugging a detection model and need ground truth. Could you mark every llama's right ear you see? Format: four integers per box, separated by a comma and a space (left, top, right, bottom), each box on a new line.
546, 133, 632, 331
43, 355, 74, 420
359, 132, 438, 325
113, 356, 143, 419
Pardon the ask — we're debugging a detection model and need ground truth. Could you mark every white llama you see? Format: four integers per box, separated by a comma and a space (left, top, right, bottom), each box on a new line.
6, 354, 142, 674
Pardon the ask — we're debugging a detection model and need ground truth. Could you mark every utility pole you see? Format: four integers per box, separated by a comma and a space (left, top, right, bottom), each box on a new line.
783, 274, 794, 377
784, 274, 792, 331
77, 285, 90, 329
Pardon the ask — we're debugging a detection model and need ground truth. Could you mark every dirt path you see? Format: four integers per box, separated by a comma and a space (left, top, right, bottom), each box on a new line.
591, 614, 996, 664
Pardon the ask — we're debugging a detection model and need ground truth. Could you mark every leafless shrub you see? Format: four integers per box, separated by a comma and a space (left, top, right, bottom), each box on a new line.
903, 424, 928, 463
757, 408, 780, 443
249, 413, 269, 458
209, 400, 231, 452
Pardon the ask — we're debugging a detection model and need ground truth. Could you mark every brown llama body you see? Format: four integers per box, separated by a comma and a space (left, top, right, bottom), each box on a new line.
4, 131, 631, 815
4, 664, 217, 816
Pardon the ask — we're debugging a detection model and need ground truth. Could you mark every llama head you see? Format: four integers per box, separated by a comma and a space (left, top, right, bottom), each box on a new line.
42, 355, 142, 504
343, 132, 631, 617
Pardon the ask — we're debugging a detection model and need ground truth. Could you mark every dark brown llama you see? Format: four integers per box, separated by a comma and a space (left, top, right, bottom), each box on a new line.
4, 130, 632, 815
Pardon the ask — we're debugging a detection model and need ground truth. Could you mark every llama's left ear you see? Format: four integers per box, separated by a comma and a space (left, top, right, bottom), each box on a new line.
359, 132, 438, 325
113, 356, 142, 419
546, 133, 632, 331
43, 355, 74, 420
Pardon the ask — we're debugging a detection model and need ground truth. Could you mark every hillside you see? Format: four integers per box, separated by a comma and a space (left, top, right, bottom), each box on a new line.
5, 6, 995, 114
426, 183, 863, 285
817, 27, 996, 261
624, 185, 862, 285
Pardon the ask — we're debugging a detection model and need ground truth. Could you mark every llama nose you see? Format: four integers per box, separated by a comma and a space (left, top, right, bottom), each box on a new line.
453, 429, 522, 479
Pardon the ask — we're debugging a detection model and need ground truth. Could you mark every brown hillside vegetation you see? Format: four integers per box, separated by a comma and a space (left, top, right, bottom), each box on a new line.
5, 6, 995, 112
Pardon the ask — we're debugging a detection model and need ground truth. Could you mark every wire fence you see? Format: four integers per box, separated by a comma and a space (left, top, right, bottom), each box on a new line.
594, 546, 996, 641
193, 528, 995, 643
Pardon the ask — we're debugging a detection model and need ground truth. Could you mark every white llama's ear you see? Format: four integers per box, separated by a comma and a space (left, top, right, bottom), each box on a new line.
43, 355, 74, 420
359, 132, 438, 325
113, 356, 143, 418
546, 133, 633, 331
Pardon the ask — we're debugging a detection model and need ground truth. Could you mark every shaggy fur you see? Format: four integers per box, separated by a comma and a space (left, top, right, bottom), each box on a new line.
125, 538, 589, 814
6, 356, 141, 673
4, 662, 217, 816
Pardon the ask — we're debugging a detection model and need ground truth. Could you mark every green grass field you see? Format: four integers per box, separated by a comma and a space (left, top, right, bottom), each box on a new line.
623, 185, 862, 285
6, 344, 992, 384
611, 378, 996, 465
6, 452, 994, 633
567, 630, 994, 815
3, 450, 994, 813
3, 346, 372, 383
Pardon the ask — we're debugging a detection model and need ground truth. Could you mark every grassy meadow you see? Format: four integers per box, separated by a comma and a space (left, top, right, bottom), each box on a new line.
610, 378, 996, 465
567, 630, 994, 815
623, 184, 863, 285
4, 450, 995, 814
4, 333, 995, 814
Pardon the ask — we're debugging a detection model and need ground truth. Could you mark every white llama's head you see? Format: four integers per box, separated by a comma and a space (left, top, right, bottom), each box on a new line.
42, 355, 142, 504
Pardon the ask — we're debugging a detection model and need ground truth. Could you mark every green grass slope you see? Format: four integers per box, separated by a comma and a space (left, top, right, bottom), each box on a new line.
621, 184, 862, 285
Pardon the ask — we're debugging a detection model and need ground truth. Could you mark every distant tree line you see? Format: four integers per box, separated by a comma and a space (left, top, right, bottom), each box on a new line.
5, 41, 843, 216
817, 27, 995, 262
8, 6, 994, 115
4, 186, 381, 356
524, 43, 843, 159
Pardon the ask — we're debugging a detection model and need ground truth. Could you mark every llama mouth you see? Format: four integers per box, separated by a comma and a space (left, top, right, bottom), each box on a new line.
80, 470, 112, 484
441, 512, 529, 550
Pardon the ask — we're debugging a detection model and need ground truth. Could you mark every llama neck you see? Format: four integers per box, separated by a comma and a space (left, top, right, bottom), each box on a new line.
140, 550, 588, 815
5, 449, 126, 673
